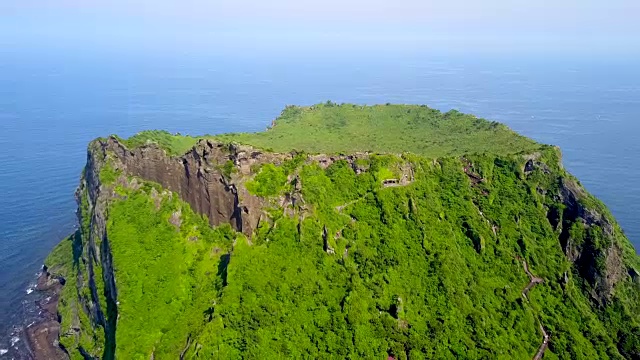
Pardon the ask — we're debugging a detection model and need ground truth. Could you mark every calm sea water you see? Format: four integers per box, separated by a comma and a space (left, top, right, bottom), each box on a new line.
1, 50, 639, 351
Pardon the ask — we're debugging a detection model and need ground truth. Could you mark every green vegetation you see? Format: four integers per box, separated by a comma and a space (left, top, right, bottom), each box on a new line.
186, 151, 635, 359
45, 232, 78, 279
115, 104, 540, 158
45, 232, 83, 355
116, 130, 199, 156
51, 104, 640, 359
219, 160, 237, 179
245, 163, 289, 197
99, 160, 121, 185
215, 103, 541, 157
46, 231, 103, 359
106, 183, 235, 359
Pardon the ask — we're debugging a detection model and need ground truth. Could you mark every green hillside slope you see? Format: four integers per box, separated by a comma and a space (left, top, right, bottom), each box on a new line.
46, 104, 640, 360
120, 103, 540, 157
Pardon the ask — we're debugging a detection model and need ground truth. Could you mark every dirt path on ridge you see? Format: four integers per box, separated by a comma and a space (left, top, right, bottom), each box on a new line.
519, 259, 549, 360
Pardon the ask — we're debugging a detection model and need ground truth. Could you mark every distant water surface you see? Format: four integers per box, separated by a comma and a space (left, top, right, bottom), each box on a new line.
0, 50, 638, 353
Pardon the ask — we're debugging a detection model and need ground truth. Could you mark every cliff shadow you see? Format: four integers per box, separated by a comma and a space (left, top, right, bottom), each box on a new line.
72, 230, 83, 270
217, 253, 230, 287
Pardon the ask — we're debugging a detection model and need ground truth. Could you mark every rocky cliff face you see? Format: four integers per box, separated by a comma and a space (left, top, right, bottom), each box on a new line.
74, 139, 118, 358
97, 136, 376, 237
557, 177, 627, 304
100, 136, 288, 236
521, 154, 632, 305
521, 154, 632, 306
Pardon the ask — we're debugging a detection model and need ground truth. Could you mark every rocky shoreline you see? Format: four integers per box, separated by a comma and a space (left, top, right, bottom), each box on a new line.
3, 267, 68, 360
25, 266, 67, 360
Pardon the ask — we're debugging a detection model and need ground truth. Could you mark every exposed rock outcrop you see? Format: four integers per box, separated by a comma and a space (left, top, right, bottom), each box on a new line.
322, 225, 335, 255
309, 153, 369, 171
556, 177, 626, 304
24, 269, 68, 360
95, 138, 382, 239
100, 137, 286, 237
79, 140, 119, 359
522, 154, 631, 305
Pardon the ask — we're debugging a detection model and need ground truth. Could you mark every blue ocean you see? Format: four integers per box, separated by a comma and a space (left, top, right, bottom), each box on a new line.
1, 50, 639, 352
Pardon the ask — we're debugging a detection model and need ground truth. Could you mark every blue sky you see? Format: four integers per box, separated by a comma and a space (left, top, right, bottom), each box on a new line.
1, 0, 639, 56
